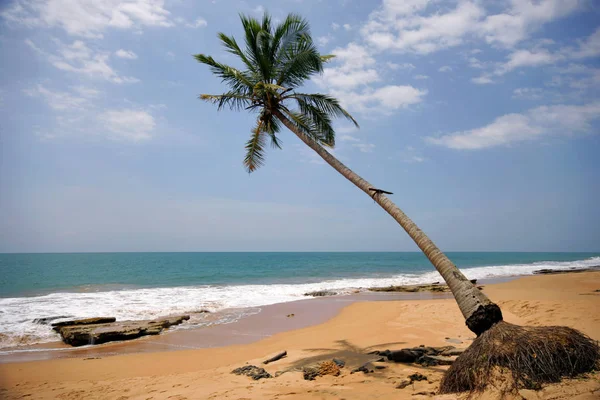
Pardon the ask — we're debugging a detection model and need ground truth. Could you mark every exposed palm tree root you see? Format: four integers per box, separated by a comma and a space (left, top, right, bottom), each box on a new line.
439, 321, 599, 394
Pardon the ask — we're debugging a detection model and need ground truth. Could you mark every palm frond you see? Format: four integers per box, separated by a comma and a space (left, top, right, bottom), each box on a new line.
244, 121, 267, 173
240, 14, 274, 82
217, 33, 257, 73
288, 93, 359, 127
199, 92, 252, 111
194, 54, 254, 92
276, 35, 323, 87
260, 111, 283, 149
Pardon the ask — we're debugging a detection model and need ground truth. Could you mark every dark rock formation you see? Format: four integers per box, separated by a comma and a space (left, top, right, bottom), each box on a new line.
534, 267, 598, 275
231, 365, 272, 380
54, 315, 189, 346
303, 290, 337, 297
51, 317, 116, 331
303, 367, 319, 380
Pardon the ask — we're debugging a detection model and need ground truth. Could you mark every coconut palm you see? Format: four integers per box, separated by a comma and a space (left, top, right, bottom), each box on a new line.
195, 12, 598, 393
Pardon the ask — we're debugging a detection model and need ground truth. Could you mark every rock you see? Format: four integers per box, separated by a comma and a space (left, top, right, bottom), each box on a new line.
388, 349, 420, 363
441, 348, 465, 356
351, 363, 374, 374
533, 267, 597, 275
369, 284, 451, 293
231, 365, 272, 380
51, 317, 116, 331
332, 358, 345, 367
469, 279, 477, 284
55, 315, 190, 346
418, 355, 455, 366
318, 361, 341, 376
286, 313, 295, 318
33, 316, 72, 325
407, 372, 428, 382
396, 379, 412, 389
303, 290, 337, 297
303, 367, 319, 381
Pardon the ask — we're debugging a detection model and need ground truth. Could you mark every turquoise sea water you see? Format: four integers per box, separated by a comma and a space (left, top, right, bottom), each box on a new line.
0, 252, 598, 348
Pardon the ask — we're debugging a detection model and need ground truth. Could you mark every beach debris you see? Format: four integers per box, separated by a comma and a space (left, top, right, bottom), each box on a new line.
441, 348, 465, 356
51, 317, 116, 331
263, 351, 287, 364
332, 358, 345, 367
444, 337, 463, 344
286, 313, 295, 317
408, 372, 428, 382
302, 360, 343, 380
419, 355, 455, 366
351, 362, 375, 374
396, 373, 428, 390
318, 360, 341, 376
54, 315, 190, 346
303, 367, 320, 380
303, 290, 337, 297
377, 345, 461, 366
231, 365, 272, 380
33, 316, 72, 325
396, 380, 412, 389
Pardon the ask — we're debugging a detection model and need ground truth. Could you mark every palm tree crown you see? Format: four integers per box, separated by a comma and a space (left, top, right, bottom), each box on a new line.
195, 13, 357, 172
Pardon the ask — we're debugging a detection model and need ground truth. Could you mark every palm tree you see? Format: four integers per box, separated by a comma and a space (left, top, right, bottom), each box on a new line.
195, 12, 598, 393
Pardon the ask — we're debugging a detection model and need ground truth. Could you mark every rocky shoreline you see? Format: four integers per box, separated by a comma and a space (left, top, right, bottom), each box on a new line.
49, 315, 190, 346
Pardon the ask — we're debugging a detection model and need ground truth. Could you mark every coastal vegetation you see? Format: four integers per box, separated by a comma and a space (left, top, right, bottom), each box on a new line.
195, 12, 599, 393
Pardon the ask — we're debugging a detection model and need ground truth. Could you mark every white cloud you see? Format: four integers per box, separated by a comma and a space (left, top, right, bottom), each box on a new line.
471, 76, 494, 84
414, 74, 429, 80
317, 35, 332, 47
337, 85, 427, 114
115, 49, 138, 59
360, 0, 584, 56
24, 84, 88, 110
426, 103, 600, 150
343, 23, 351, 31
352, 143, 375, 153
27, 39, 139, 83
71, 85, 100, 98
479, 0, 582, 48
185, 18, 207, 29
339, 134, 360, 142
512, 87, 544, 100
99, 109, 156, 141
1, 0, 173, 38
362, 1, 485, 54
386, 62, 415, 71
331, 22, 340, 31
439, 65, 452, 72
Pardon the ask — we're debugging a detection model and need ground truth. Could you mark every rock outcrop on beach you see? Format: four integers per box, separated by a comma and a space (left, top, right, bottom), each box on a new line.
369, 280, 479, 293
53, 315, 190, 346
51, 317, 116, 331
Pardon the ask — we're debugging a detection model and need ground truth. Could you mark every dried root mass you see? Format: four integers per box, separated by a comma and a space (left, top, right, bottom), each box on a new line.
440, 321, 599, 394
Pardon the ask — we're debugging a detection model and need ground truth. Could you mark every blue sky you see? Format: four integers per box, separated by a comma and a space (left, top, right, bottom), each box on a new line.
0, 0, 598, 253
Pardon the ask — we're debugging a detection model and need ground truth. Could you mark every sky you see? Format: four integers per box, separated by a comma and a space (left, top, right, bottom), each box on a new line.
0, 0, 598, 253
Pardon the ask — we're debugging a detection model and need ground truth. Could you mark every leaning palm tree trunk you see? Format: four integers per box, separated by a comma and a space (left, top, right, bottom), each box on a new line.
196, 12, 599, 394
275, 110, 502, 336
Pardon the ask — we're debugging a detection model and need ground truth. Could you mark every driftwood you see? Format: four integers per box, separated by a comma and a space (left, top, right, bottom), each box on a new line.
263, 351, 287, 364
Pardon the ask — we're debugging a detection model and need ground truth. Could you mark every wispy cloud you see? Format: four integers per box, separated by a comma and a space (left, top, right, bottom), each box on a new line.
427, 103, 600, 150
2, 0, 174, 38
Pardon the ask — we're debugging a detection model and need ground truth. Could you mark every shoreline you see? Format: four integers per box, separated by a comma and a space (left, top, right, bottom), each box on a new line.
0, 271, 598, 399
0, 272, 584, 364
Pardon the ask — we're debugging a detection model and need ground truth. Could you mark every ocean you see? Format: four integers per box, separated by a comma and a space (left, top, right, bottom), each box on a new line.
0, 252, 598, 349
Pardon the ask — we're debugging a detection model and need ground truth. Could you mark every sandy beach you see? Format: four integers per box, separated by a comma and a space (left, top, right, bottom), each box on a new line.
1, 271, 598, 399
